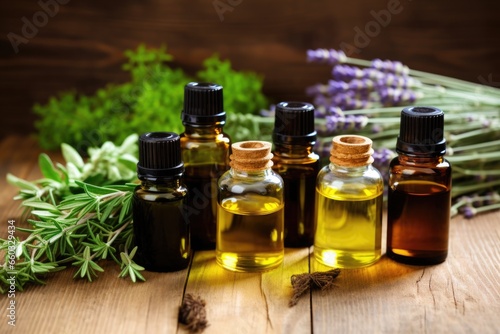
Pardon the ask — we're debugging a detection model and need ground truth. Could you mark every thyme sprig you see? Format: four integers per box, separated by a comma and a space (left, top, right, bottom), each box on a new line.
1, 136, 144, 293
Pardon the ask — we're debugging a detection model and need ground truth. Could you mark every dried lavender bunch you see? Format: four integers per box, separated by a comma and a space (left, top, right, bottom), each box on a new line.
265, 49, 500, 218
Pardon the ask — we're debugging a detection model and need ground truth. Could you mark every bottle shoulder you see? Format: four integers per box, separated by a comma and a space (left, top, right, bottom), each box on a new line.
218, 168, 284, 199
180, 134, 231, 147
318, 163, 383, 180
180, 133, 231, 166
390, 155, 451, 168
134, 183, 187, 201
272, 154, 320, 174
389, 156, 452, 184
316, 164, 384, 199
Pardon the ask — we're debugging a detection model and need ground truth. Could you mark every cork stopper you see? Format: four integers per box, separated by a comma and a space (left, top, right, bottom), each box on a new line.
330, 135, 374, 167
230, 141, 273, 171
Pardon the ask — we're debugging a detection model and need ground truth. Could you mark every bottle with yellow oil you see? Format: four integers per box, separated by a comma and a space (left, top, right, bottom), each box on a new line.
216, 141, 284, 272
314, 135, 383, 268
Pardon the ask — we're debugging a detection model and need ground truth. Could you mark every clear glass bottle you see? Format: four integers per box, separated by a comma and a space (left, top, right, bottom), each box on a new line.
272, 101, 320, 247
314, 135, 384, 268
216, 141, 284, 272
387, 106, 452, 265
180, 82, 231, 250
132, 132, 190, 272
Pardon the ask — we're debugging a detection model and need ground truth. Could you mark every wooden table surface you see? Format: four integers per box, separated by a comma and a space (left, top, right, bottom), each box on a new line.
1, 135, 499, 334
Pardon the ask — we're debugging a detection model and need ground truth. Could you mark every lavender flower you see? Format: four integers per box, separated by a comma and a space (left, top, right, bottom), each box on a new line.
377, 74, 421, 90
327, 106, 344, 117
306, 84, 329, 97
327, 80, 350, 94
307, 49, 347, 65
372, 148, 396, 186
485, 191, 500, 205
372, 148, 395, 166
371, 124, 383, 133
332, 65, 364, 81
378, 87, 420, 106
331, 91, 371, 110
312, 95, 335, 113
371, 59, 409, 76
348, 78, 375, 92
259, 104, 275, 117
462, 206, 476, 219
315, 140, 333, 160
362, 68, 385, 81
320, 114, 368, 134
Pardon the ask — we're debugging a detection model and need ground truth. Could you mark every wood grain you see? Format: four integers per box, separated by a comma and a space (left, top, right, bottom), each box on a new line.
0, 135, 499, 333
183, 248, 311, 334
1, 0, 500, 139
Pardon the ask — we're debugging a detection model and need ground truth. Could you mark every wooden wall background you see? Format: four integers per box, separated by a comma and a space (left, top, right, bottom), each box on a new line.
1, 0, 499, 141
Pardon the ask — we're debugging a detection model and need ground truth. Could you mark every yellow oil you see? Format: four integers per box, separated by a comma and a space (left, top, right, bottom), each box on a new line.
216, 193, 284, 272
314, 186, 383, 268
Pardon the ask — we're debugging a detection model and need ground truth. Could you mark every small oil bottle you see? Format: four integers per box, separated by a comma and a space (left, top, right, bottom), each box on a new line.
132, 132, 190, 272
272, 101, 320, 247
180, 82, 231, 250
216, 141, 284, 272
314, 135, 384, 268
387, 106, 452, 265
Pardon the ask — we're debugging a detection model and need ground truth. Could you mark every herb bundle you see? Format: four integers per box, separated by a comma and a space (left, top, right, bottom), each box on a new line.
34, 45, 269, 151
1, 135, 143, 293
263, 49, 500, 218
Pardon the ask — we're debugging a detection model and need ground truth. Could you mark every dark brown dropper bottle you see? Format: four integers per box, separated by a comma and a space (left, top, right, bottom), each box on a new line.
387, 106, 452, 265
132, 132, 190, 272
272, 101, 320, 247
180, 82, 231, 250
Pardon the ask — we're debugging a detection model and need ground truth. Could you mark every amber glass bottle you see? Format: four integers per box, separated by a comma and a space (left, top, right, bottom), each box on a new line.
387, 106, 452, 265
314, 135, 384, 268
132, 132, 190, 272
180, 82, 231, 250
216, 141, 284, 272
272, 101, 319, 247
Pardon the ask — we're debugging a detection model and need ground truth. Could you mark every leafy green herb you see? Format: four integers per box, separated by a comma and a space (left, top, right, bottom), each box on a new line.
1, 136, 142, 293
34, 44, 269, 151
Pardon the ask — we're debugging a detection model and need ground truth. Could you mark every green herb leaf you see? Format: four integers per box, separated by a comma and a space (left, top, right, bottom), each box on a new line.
7, 173, 39, 191
39, 153, 62, 182
61, 143, 85, 168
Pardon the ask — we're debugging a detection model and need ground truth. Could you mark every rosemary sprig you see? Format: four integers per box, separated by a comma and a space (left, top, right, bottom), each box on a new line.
1, 135, 144, 293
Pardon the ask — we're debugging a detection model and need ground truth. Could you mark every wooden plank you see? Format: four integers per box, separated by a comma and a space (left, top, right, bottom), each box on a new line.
1, 261, 189, 334
0, 135, 42, 235
311, 214, 500, 333
182, 248, 311, 333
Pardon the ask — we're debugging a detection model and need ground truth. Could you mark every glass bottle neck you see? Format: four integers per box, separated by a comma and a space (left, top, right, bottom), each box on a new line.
140, 178, 182, 192
329, 162, 370, 175
183, 124, 225, 137
273, 142, 316, 158
397, 154, 445, 166
230, 167, 274, 179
